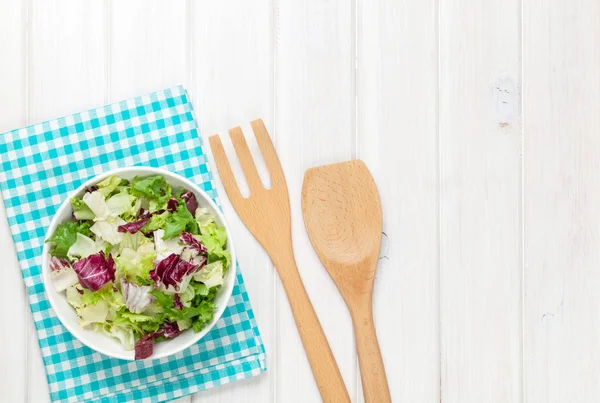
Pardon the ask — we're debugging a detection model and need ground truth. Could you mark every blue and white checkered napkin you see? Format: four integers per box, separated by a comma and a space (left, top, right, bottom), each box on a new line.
0, 86, 266, 403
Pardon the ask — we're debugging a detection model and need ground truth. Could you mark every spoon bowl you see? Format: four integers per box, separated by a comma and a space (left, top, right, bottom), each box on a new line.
302, 160, 391, 403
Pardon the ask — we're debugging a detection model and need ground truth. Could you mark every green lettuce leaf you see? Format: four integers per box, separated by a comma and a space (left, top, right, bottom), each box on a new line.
163, 203, 198, 240
198, 222, 230, 267
96, 175, 123, 198
142, 210, 170, 233
67, 233, 106, 260
131, 175, 172, 208
106, 192, 140, 218
46, 221, 93, 258
192, 261, 224, 289
70, 197, 95, 220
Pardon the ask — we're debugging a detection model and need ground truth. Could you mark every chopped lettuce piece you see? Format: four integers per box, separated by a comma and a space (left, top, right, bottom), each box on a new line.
46, 221, 93, 258
70, 197, 95, 220
83, 191, 111, 221
96, 175, 122, 198
154, 229, 183, 261
66, 284, 84, 309
121, 281, 155, 314
142, 210, 170, 233
192, 261, 224, 289
67, 233, 106, 260
106, 192, 139, 217
78, 301, 109, 327
118, 232, 146, 252
49, 257, 79, 292
163, 202, 198, 240
115, 242, 156, 281
91, 217, 126, 245
131, 175, 172, 208
195, 208, 215, 229
198, 223, 230, 267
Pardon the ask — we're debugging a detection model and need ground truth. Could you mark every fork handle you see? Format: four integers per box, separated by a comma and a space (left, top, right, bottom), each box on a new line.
274, 252, 351, 403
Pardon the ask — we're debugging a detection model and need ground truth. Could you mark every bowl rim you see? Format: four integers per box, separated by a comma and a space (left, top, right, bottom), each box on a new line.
41, 166, 237, 361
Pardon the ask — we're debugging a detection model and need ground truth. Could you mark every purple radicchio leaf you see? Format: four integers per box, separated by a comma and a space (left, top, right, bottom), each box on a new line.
149, 253, 198, 291
118, 217, 151, 234
166, 198, 179, 212
72, 251, 115, 291
134, 331, 161, 360
133, 322, 182, 359
180, 190, 198, 215
180, 232, 207, 257
50, 257, 71, 272
118, 208, 166, 234
173, 294, 183, 310
163, 322, 182, 338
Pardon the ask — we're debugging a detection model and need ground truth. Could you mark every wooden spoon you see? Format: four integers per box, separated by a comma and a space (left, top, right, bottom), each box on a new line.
301, 160, 391, 403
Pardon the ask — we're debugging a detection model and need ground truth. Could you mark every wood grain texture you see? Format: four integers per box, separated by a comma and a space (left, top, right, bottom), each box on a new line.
189, 2, 275, 402
2, 0, 600, 401
29, 0, 106, 122
439, 0, 522, 401
274, 0, 357, 401
302, 160, 391, 403
109, 0, 188, 101
523, 0, 600, 402
356, 0, 440, 401
0, 2, 28, 402
210, 120, 350, 403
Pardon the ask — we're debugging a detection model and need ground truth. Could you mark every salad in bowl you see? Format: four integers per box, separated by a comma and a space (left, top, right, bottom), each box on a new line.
43, 168, 235, 360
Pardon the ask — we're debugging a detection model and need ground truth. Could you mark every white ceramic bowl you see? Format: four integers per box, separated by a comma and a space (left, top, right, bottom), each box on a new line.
42, 167, 236, 360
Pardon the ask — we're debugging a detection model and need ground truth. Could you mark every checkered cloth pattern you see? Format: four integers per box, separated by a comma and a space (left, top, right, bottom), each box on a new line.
0, 86, 266, 403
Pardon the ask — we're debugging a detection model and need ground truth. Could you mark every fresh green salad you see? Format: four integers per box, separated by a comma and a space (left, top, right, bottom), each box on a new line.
46, 174, 230, 359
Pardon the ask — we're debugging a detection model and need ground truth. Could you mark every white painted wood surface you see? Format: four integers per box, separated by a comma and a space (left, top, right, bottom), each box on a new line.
1, 0, 599, 402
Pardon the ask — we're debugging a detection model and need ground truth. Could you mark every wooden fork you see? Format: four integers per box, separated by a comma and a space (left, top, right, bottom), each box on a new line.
209, 119, 351, 403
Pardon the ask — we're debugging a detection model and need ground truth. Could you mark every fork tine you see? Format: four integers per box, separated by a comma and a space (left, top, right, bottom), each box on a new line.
228, 126, 264, 193
250, 119, 285, 187
209, 135, 244, 205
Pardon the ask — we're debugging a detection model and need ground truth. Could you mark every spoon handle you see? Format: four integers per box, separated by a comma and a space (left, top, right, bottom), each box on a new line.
351, 299, 391, 403
274, 251, 351, 403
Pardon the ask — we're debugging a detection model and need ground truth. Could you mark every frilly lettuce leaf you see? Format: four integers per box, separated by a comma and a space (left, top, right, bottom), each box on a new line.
70, 197, 95, 221
192, 261, 224, 289
96, 175, 122, 198
46, 221, 93, 258
163, 203, 198, 240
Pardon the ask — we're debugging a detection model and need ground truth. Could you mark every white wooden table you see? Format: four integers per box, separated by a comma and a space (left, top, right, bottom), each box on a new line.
1, 1, 598, 402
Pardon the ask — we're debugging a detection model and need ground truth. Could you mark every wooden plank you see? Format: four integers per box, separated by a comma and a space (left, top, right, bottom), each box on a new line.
0, 2, 28, 402
189, 2, 274, 402
274, 0, 356, 401
356, 0, 439, 401
27, 1, 107, 402
29, 0, 106, 122
109, 0, 188, 101
523, 1, 600, 401
438, 0, 522, 401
